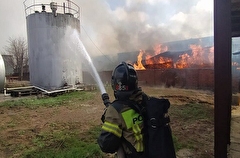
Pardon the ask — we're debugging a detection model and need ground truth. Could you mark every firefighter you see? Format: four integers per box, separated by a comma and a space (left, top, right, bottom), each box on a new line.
98, 62, 146, 158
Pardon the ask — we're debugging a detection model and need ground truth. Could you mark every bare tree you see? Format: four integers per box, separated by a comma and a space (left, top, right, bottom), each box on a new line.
4, 37, 28, 80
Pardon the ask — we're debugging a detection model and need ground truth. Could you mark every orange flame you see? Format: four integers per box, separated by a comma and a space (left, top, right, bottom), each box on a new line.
133, 44, 214, 70
233, 62, 239, 66
134, 44, 171, 70
176, 45, 214, 69
208, 46, 214, 64
133, 50, 146, 70
153, 44, 168, 55
175, 53, 190, 68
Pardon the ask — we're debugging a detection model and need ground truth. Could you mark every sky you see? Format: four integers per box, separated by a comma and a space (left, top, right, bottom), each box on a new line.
0, 0, 213, 56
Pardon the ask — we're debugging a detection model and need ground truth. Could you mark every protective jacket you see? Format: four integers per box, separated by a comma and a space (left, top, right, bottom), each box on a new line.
98, 90, 145, 157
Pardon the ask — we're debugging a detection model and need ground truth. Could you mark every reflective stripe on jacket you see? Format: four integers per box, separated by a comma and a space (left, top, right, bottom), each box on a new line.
102, 121, 122, 138
101, 91, 145, 154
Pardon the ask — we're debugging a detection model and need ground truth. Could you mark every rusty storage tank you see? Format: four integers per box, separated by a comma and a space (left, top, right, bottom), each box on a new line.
0, 54, 5, 92
24, 0, 82, 90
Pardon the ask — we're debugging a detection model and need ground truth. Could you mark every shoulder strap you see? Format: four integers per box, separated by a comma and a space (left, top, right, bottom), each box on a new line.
125, 100, 143, 114
128, 92, 149, 114
101, 100, 123, 123
112, 99, 143, 114
111, 100, 124, 113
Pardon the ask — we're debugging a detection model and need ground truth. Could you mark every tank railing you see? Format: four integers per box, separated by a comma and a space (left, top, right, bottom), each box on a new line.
23, 0, 80, 20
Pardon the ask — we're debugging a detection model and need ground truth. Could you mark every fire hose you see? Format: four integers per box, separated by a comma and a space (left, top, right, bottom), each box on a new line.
101, 93, 126, 158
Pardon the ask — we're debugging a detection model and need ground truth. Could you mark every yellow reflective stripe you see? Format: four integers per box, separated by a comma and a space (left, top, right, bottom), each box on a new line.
132, 124, 144, 152
133, 125, 142, 140
102, 121, 122, 138
137, 141, 144, 152
121, 109, 142, 129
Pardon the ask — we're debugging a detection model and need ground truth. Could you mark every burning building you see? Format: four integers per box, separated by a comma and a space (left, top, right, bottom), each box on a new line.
134, 45, 214, 70
83, 36, 240, 91
130, 43, 214, 90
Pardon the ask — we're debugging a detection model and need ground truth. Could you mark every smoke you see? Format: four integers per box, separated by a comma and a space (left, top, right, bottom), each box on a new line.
76, 0, 213, 56
0, 0, 213, 58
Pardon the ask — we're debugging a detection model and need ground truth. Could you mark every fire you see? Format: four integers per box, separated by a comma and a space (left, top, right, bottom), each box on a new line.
175, 53, 190, 68
208, 46, 214, 64
153, 44, 168, 55
144, 56, 173, 69
134, 44, 171, 70
232, 62, 240, 70
233, 62, 239, 66
133, 50, 145, 70
176, 45, 214, 69
133, 44, 214, 70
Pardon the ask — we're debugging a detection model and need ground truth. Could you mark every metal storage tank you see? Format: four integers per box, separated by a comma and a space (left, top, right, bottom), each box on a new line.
24, 0, 82, 90
0, 54, 5, 92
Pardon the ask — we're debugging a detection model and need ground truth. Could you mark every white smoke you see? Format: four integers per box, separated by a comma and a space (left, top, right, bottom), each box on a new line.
76, 0, 213, 56
0, 0, 213, 57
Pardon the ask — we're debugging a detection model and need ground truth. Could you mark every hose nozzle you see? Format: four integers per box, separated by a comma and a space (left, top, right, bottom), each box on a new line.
102, 93, 110, 107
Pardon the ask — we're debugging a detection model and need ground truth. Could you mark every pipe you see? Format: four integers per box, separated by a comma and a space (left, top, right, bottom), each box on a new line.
4, 88, 10, 97
6, 86, 35, 91
5, 85, 83, 96
33, 85, 78, 94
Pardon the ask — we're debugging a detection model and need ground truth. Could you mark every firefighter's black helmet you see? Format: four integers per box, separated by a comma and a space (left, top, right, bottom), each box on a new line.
111, 62, 138, 92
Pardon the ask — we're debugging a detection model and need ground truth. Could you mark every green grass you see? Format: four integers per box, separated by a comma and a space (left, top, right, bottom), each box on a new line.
23, 126, 104, 158
0, 88, 214, 157
0, 91, 105, 158
169, 103, 214, 155
170, 103, 214, 122
0, 91, 95, 108
172, 134, 196, 151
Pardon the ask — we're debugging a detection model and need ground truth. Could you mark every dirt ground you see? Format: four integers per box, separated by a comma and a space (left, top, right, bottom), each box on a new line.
229, 105, 240, 158
1, 82, 238, 158
0, 94, 104, 158
6, 80, 240, 158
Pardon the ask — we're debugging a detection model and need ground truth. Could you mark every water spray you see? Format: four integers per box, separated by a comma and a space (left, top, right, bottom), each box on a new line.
70, 30, 126, 156
70, 30, 110, 107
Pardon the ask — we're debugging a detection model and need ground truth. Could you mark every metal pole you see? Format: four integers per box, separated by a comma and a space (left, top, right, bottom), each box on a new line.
67, 0, 70, 13
214, 0, 232, 157
63, 2, 65, 14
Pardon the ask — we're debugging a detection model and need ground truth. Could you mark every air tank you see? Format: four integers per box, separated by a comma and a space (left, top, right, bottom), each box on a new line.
24, 0, 82, 90
0, 54, 5, 92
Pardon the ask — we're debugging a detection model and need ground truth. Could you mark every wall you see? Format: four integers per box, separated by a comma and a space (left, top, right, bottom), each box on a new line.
136, 69, 215, 90
82, 68, 240, 92
83, 68, 218, 91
